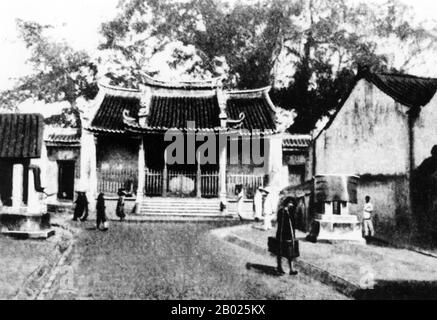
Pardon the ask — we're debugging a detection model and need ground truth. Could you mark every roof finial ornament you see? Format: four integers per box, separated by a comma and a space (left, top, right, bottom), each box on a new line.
138, 84, 152, 128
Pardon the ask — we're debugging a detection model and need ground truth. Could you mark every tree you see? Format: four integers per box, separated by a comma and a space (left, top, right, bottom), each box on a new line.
270, 0, 436, 133
98, 0, 229, 88
0, 20, 98, 127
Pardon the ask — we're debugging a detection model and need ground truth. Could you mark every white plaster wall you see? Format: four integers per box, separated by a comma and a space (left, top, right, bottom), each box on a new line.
315, 79, 410, 176
413, 93, 437, 168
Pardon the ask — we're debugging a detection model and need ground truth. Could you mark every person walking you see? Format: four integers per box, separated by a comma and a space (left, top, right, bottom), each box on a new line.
253, 187, 263, 222
96, 193, 107, 231
236, 185, 245, 221
276, 198, 298, 275
116, 189, 126, 222
362, 195, 375, 240
73, 192, 89, 222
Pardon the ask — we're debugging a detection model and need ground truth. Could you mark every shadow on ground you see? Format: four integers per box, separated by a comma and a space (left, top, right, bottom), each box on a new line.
355, 280, 437, 300
245, 263, 284, 277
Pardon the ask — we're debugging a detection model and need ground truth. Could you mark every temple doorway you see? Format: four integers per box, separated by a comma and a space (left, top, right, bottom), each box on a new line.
58, 161, 75, 200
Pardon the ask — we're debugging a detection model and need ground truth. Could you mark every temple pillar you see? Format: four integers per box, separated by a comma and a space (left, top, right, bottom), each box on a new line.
12, 164, 24, 209
267, 134, 284, 189
136, 138, 145, 213
163, 152, 168, 197
27, 168, 40, 213
197, 151, 202, 198
219, 135, 227, 205
80, 130, 97, 196
89, 136, 98, 207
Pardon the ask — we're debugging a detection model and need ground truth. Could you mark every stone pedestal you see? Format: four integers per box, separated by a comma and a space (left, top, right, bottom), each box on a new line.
0, 211, 55, 239
315, 213, 364, 243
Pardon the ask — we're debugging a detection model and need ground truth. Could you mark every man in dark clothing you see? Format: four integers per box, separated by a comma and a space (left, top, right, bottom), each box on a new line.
96, 193, 107, 230
73, 192, 89, 221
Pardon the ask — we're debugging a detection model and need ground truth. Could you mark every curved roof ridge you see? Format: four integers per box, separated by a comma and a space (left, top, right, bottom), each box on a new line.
143, 74, 222, 89
226, 86, 271, 97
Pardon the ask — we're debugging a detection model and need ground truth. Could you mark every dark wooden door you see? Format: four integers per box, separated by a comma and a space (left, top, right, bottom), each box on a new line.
58, 161, 75, 200
0, 160, 13, 206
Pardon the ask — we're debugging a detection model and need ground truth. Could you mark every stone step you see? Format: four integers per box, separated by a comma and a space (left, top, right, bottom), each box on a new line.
141, 205, 220, 210
136, 211, 226, 217
140, 210, 222, 215
141, 200, 220, 205
139, 206, 222, 212
123, 214, 236, 222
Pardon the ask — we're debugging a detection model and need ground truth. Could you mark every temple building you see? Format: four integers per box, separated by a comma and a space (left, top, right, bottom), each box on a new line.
79, 76, 283, 216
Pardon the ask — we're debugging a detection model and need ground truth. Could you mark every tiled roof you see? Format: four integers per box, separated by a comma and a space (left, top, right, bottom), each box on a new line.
45, 132, 81, 146
283, 134, 311, 150
0, 113, 43, 158
226, 97, 276, 131
147, 96, 221, 130
88, 83, 277, 134
90, 95, 140, 133
366, 73, 437, 109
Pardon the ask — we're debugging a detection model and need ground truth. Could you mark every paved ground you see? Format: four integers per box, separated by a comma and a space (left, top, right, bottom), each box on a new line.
221, 224, 437, 299
0, 227, 72, 299
43, 221, 347, 300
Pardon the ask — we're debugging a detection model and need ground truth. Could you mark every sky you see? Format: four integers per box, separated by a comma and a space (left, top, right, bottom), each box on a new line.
0, 0, 437, 91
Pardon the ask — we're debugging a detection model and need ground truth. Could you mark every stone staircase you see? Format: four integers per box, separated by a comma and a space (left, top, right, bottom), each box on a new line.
138, 198, 235, 220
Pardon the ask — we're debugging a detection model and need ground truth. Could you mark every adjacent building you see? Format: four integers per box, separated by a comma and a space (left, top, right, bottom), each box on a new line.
313, 72, 437, 243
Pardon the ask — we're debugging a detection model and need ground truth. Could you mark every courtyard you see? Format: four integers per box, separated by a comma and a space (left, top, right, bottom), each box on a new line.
7, 220, 346, 300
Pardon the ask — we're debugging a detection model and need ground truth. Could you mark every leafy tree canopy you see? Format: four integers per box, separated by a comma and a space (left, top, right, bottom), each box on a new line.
2, 0, 436, 133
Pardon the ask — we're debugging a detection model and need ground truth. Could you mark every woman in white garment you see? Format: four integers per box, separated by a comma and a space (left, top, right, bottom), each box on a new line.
237, 185, 245, 220
263, 187, 279, 230
253, 187, 264, 222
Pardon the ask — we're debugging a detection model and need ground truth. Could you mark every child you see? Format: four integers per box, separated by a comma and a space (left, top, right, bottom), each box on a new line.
363, 196, 375, 239
96, 193, 108, 231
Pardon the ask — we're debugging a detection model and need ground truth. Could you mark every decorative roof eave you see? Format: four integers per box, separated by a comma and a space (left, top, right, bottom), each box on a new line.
85, 126, 126, 134
122, 116, 276, 137
45, 142, 82, 147
123, 117, 221, 133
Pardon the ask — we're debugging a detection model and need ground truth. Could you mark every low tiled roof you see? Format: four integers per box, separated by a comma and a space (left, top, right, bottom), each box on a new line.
0, 113, 43, 159
147, 96, 221, 130
45, 130, 81, 146
90, 95, 140, 133
283, 134, 311, 150
366, 73, 437, 109
226, 98, 276, 131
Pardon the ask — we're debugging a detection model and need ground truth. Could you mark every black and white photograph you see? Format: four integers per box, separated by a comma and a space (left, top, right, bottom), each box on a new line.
1, 0, 437, 304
